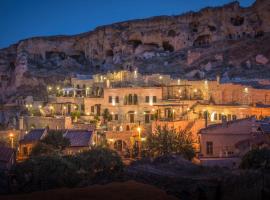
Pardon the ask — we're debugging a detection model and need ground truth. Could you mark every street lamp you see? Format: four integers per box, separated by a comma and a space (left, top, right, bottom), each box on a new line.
63, 106, 67, 116
137, 126, 142, 158
9, 133, 14, 149
49, 106, 54, 115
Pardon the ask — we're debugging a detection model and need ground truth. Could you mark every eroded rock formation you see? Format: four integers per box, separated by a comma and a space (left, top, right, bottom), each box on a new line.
0, 0, 270, 103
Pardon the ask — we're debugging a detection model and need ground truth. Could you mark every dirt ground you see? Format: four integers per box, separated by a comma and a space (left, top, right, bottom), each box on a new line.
1, 181, 177, 200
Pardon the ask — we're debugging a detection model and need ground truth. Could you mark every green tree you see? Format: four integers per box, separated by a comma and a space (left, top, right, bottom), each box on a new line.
42, 130, 70, 150
146, 126, 195, 160
240, 148, 270, 170
102, 108, 112, 123
31, 130, 70, 157
71, 110, 81, 122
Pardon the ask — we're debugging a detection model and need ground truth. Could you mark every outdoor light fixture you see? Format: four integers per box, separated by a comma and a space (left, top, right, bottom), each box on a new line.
141, 137, 146, 142
9, 133, 14, 148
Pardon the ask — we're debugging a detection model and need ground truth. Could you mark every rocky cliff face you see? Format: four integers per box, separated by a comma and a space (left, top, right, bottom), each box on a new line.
0, 0, 270, 103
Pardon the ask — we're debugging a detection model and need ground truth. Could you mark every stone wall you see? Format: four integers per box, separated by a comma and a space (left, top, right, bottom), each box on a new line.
20, 116, 72, 131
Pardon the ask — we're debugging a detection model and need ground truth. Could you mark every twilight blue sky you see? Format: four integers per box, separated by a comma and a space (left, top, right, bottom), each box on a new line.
0, 0, 255, 49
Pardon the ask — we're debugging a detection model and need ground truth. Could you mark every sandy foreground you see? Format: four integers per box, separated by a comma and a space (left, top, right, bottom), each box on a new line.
1, 181, 178, 200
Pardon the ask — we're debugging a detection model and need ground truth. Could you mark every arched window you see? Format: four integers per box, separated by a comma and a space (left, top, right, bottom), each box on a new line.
133, 94, 138, 105
128, 94, 133, 105
124, 95, 128, 105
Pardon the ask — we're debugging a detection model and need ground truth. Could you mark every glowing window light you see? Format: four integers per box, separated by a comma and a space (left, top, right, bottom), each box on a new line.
141, 137, 147, 142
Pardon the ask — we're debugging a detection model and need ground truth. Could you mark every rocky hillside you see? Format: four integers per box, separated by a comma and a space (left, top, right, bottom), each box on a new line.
0, 0, 270, 103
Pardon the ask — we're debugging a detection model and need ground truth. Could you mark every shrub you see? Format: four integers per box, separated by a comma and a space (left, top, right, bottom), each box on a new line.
240, 148, 270, 170
12, 156, 80, 192
71, 147, 123, 180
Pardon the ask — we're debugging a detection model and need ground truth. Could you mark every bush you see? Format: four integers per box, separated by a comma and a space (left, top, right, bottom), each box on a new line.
68, 147, 123, 180
13, 155, 80, 192
12, 147, 123, 193
240, 148, 270, 170
30, 143, 58, 157
0, 171, 9, 194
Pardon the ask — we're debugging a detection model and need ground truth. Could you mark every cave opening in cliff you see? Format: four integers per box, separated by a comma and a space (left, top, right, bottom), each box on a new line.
162, 41, 174, 52
106, 50, 114, 57
193, 35, 211, 47
167, 30, 176, 37
127, 39, 142, 49
230, 16, 244, 26
9, 62, 15, 71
